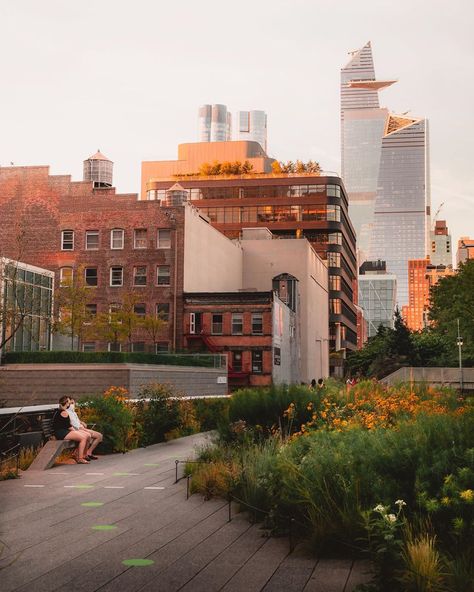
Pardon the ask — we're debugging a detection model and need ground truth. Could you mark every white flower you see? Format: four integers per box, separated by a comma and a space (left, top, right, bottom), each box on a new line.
386, 514, 397, 523
395, 499, 406, 507
373, 504, 386, 513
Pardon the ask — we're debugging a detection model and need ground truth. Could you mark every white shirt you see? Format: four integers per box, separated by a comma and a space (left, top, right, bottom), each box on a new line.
67, 406, 82, 430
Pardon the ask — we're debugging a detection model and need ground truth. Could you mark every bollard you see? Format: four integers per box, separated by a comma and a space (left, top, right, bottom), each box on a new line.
175, 459, 179, 483
289, 517, 295, 553
186, 474, 190, 500
228, 496, 232, 522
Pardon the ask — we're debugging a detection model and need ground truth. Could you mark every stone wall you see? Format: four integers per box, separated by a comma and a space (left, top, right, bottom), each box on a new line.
0, 364, 228, 406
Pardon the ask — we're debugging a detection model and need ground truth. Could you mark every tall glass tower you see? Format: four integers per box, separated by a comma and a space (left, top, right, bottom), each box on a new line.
236, 110, 268, 152
198, 104, 232, 142
341, 42, 430, 307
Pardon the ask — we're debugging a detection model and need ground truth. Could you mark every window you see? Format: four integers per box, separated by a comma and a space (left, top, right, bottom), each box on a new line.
61, 230, 74, 250
59, 267, 73, 286
274, 346, 281, 366
155, 342, 169, 353
329, 275, 341, 291
330, 298, 342, 314
109, 303, 121, 322
110, 266, 123, 287
252, 350, 263, 373
157, 229, 171, 249
251, 313, 263, 335
134, 229, 147, 249
85, 267, 98, 287
212, 314, 223, 335
232, 351, 242, 372
85, 303, 97, 322
133, 266, 147, 286
85, 230, 99, 250
108, 342, 122, 352
132, 342, 145, 352
110, 229, 124, 250
157, 303, 169, 321
231, 313, 243, 335
157, 266, 170, 286
133, 303, 146, 317
327, 252, 341, 267
82, 342, 96, 352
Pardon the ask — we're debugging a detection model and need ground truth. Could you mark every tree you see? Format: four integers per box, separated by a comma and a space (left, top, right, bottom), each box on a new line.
91, 310, 128, 352
429, 259, 474, 365
54, 267, 90, 351
141, 311, 168, 352
118, 292, 143, 352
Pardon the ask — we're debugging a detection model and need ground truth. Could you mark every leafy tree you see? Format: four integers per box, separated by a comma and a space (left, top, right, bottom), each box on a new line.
429, 259, 474, 365
141, 311, 168, 352
54, 266, 91, 350
91, 308, 128, 352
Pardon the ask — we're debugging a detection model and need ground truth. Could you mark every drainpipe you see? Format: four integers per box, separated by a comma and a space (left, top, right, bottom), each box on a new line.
173, 226, 178, 351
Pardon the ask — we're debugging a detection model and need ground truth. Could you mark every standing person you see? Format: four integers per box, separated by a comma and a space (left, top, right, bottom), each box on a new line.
310, 378, 317, 390
317, 378, 325, 390
52, 396, 90, 464
67, 398, 103, 461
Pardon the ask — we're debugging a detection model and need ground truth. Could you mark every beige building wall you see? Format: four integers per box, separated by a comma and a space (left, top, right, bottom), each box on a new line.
183, 205, 243, 292
141, 141, 275, 198
240, 230, 329, 381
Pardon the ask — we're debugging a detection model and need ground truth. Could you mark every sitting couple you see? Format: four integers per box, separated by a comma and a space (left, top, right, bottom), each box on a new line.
52, 396, 103, 464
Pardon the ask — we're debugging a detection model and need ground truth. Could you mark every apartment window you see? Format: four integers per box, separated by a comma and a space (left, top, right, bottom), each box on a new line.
330, 298, 342, 314
157, 303, 170, 321
108, 342, 122, 352
231, 313, 243, 335
134, 229, 147, 249
155, 342, 169, 353
252, 350, 263, 373
110, 266, 123, 287
85, 230, 99, 250
59, 267, 73, 286
133, 266, 147, 286
157, 229, 171, 249
110, 229, 124, 249
61, 230, 74, 251
84, 267, 98, 287
232, 351, 242, 372
251, 313, 263, 335
212, 314, 223, 335
329, 275, 341, 291
85, 303, 97, 320
132, 342, 145, 352
82, 342, 96, 352
327, 252, 341, 267
157, 266, 170, 286
134, 303, 146, 317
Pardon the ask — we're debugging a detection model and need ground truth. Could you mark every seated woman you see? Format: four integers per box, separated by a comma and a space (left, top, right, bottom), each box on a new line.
52, 396, 90, 464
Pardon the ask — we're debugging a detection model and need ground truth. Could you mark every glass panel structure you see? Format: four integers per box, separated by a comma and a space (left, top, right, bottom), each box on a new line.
358, 274, 397, 337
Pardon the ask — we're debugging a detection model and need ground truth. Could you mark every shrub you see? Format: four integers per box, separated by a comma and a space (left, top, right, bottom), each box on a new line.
134, 383, 182, 446
191, 398, 229, 431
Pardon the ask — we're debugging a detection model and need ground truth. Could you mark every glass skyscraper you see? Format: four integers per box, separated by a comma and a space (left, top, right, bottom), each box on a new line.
198, 104, 232, 142
341, 42, 430, 307
236, 110, 268, 152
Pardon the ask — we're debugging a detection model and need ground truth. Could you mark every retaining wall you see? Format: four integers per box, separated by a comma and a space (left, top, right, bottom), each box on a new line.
0, 363, 228, 406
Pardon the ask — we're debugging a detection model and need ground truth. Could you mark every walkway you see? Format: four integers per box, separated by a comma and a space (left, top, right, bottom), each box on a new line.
0, 433, 372, 592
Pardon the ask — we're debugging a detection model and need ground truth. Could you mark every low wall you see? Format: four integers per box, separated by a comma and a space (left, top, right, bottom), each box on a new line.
381, 366, 474, 391
0, 363, 228, 406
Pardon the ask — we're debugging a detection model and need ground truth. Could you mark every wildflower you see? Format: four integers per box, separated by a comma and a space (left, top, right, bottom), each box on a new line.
460, 489, 474, 503
307, 402, 313, 411
386, 514, 397, 523
373, 504, 386, 513
395, 499, 407, 508
441, 497, 451, 506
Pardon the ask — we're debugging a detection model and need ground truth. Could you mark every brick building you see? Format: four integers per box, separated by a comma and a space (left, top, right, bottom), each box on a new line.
184, 291, 298, 389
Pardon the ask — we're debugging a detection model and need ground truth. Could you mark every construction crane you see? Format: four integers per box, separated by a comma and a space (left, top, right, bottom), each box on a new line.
432, 202, 444, 229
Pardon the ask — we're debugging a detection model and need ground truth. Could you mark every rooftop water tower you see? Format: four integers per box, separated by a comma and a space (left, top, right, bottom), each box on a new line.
83, 150, 113, 188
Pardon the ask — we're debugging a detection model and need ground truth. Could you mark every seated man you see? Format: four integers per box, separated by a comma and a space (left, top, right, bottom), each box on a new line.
67, 398, 103, 461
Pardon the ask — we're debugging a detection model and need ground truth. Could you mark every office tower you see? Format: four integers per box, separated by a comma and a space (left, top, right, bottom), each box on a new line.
456, 236, 474, 266
403, 259, 454, 331
198, 104, 232, 142
341, 42, 431, 307
236, 110, 268, 152
358, 260, 397, 337
430, 220, 452, 267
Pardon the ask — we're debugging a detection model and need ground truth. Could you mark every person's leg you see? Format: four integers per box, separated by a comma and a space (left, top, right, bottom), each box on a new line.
83, 429, 103, 456
64, 431, 89, 461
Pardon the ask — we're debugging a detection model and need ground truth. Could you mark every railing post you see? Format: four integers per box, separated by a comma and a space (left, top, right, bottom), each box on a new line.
289, 517, 295, 553
175, 459, 179, 483
186, 474, 190, 500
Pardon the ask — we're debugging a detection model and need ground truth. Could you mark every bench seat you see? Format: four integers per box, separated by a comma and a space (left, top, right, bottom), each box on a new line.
28, 439, 76, 471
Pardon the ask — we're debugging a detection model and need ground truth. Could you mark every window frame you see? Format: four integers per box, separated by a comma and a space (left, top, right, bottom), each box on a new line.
59, 267, 73, 286
251, 313, 263, 335
157, 265, 171, 286
134, 228, 148, 249
110, 266, 123, 287
110, 228, 124, 250
85, 230, 100, 251
157, 229, 172, 249
133, 266, 147, 287
61, 230, 74, 251
157, 303, 170, 321
231, 313, 243, 335
84, 267, 98, 287
211, 313, 223, 335
251, 350, 263, 374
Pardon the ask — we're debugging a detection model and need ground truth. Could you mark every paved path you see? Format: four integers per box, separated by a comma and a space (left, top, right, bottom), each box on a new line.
0, 433, 372, 592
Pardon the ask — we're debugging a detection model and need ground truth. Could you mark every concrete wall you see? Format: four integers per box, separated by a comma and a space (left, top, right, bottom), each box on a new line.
183, 206, 243, 292
381, 366, 474, 390
0, 364, 228, 406
241, 234, 329, 382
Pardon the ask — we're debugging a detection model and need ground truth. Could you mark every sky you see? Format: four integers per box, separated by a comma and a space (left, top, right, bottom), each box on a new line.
1, 0, 473, 248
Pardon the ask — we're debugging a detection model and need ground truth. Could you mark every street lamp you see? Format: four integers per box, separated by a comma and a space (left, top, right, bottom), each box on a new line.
457, 318, 464, 396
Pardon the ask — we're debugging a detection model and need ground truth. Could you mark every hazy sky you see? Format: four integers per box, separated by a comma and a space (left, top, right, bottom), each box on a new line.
1, 0, 473, 247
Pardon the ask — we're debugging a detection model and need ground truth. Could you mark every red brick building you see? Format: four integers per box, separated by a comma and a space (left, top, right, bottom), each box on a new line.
0, 166, 183, 352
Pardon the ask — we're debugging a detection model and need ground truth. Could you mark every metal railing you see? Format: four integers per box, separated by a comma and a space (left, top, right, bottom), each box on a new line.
0, 442, 20, 477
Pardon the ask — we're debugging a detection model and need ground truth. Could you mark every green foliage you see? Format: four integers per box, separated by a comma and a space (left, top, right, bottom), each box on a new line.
429, 259, 474, 366
2, 350, 219, 367
198, 160, 254, 176
134, 383, 181, 446
271, 160, 321, 174
191, 398, 229, 431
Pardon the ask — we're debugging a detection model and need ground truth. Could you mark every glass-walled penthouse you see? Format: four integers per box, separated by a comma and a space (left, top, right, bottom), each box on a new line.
146, 175, 358, 371
0, 259, 54, 354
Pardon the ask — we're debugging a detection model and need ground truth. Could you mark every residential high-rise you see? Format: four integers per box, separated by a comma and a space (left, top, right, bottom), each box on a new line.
341, 42, 431, 307
358, 260, 397, 337
198, 104, 232, 142
236, 110, 268, 152
456, 236, 474, 267
430, 220, 452, 267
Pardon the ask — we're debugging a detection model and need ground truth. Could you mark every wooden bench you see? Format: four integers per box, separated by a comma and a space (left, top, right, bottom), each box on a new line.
27, 417, 77, 471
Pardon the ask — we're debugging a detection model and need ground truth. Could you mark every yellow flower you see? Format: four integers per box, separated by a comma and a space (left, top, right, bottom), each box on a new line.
460, 489, 474, 503
441, 497, 451, 506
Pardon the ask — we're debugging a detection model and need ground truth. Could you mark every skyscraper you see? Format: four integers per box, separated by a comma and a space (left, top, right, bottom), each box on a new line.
236, 110, 268, 151
198, 104, 232, 142
341, 42, 431, 307
430, 220, 452, 267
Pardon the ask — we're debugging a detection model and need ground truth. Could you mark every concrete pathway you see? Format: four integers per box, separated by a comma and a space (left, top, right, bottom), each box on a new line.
0, 433, 373, 592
